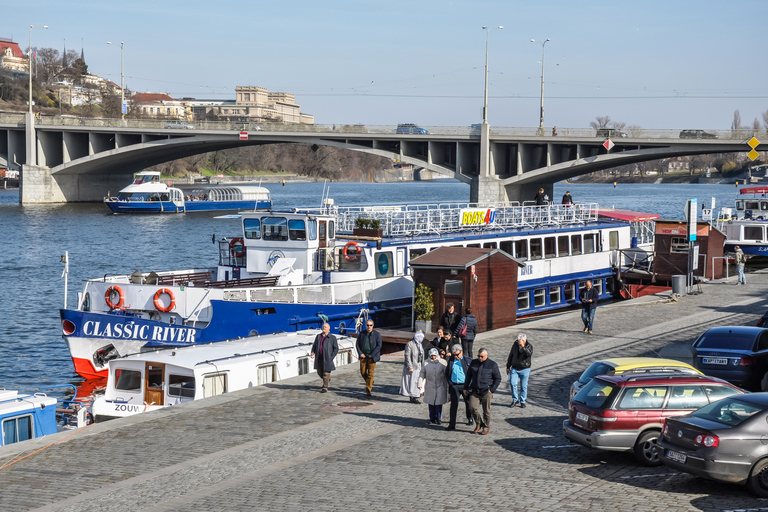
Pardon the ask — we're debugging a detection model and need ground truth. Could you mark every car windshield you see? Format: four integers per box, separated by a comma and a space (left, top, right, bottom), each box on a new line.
578, 362, 614, 384
695, 332, 755, 351
572, 378, 618, 409
691, 398, 764, 426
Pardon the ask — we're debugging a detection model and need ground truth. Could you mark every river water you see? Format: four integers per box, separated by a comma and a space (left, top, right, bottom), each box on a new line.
0, 181, 745, 397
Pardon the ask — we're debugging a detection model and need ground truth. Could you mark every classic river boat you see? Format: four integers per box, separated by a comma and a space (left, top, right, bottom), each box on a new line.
61, 199, 654, 379
104, 171, 271, 213
90, 330, 357, 422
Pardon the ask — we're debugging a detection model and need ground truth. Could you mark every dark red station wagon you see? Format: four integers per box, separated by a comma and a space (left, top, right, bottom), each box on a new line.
563, 373, 745, 465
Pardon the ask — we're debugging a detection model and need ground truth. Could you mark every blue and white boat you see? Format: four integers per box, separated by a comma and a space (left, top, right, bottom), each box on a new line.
713, 187, 768, 256
104, 171, 271, 213
60, 199, 652, 379
0, 390, 57, 447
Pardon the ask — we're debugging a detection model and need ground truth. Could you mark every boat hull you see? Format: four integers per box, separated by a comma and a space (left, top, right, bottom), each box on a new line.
105, 199, 271, 214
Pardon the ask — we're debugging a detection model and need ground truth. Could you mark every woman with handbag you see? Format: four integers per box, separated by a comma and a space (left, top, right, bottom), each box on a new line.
454, 307, 478, 357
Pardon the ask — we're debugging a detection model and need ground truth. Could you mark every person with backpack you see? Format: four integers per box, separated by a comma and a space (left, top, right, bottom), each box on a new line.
454, 307, 478, 357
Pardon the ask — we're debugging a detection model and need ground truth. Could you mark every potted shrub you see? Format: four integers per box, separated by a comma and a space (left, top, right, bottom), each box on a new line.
353, 217, 383, 237
413, 283, 435, 333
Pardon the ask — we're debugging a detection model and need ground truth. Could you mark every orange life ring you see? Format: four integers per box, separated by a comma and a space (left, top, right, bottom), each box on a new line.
343, 241, 360, 261
153, 288, 176, 312
167, 180, 173, 186
229, 237, 245, 259
105, 286, 125, 310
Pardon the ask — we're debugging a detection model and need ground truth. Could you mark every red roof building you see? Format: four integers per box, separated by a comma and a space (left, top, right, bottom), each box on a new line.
0, 38, 28, 73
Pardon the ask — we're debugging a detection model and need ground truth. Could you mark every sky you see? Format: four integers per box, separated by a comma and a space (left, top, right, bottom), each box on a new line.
3, 0, 767, 130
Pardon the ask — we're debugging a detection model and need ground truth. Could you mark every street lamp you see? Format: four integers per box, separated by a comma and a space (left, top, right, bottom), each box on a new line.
482, 26, 502, 124
531, 38, 550, 135
29, 25, 48, 117
107, 41, 124, 121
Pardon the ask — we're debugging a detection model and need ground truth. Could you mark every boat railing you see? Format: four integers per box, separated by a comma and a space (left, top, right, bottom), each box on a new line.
248, 279, 383, 305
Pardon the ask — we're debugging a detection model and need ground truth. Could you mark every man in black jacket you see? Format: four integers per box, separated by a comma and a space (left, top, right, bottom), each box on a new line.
580, 279, 599, 334
310, 323, 339, 393
463, 348, 502, 435
506, 333, 533, 407
356, 319, 382, 396
444, 344, 473, 431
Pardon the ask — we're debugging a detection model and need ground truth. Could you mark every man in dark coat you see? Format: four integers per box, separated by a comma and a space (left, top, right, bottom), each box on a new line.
562, 191, 573, 204
533, 187, 547, 205
581, 279, 599, 334
463, 348, 502, 435
506, 333, 534, 407
444, 344, 473, 431
438, 328, 458, 359
310, 323, 339, 393
356, 319, 382, 396
440, 303, 460, 334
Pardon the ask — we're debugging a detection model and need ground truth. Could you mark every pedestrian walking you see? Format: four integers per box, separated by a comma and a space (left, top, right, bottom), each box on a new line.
420, 348, 448, 424
735, 246, 746, 285
310, 323, 339, 393
463, 348, 501, 435
580, 279, 599, 334
562, 191, 573, 204
441, 303, 460, 334
552, 126, 558, 136
506, 333, 533, 408
356, 319, 382, 396
533, 187, 547, 205
444, 344, 473, 430
400, 332, 425, 403
454, 307, 478, 358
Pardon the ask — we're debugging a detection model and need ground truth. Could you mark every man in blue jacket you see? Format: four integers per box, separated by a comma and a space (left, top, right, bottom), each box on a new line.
444, 344, 473, 431
356, 319, 382, 396
463, 348, 502, 435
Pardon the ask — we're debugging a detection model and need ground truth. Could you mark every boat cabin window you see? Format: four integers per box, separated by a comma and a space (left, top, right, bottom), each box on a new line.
564, 283, 576, 301
736, 200, 744, 210
499, 241, 514, 257
168, 374, 196, 398
671, 237, 688, 253
335, 350, 352, 367
557, 236, 569, 257
410, 248, 427, 260
308, 220, 317, 240
745, 200, 760, 211
609, 231, 619, 250
544, 237, 556, 259
263, 217, 289, 241
445, 279, 463, 296
115, 369, 142, 392
530, 238, 543, 260
534, 288, 546, 307
571, 235, 582, 255
550, 286, 561, 304
593, 279, 603, 295
257, 364, 276, 385
375, 252, 394, 278
2, 415, 33, 445
518, 291, 530, 310
762, 201, 768, 211
467, 243, 481, 248
244, 218, 261, 239
483, 242, 497, 249
328, 221, 335, 239
338, 246, 369, 272
298, 358, 310, 375
203, 373, 227, 398
744, 226, 764, 241
583, 234, 596, 254
288, 219, 307, 241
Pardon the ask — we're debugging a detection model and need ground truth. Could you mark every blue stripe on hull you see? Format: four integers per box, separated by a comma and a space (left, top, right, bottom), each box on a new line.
105, 200, 270, 214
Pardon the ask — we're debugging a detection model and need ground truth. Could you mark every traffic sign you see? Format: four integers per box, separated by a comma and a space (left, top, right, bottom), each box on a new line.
603, 139, 614, 151
747, 137, 760, 160
239, 131, 248, 140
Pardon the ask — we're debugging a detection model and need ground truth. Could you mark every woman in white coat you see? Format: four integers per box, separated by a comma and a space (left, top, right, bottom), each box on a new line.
400, 331, 425, 403
420, 348, 449, 424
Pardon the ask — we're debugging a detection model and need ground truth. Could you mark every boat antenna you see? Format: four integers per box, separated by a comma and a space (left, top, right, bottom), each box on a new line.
320, 180, 327, 208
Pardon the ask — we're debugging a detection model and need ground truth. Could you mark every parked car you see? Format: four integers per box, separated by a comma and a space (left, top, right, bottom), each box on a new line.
679, 129, 718, 139
396, 123, 428, 135
563, 373, 745, 465
237, 122, 263, 131
569, 357, 702, 400
756, 311, 768, 328
659, 393, 768, 497
164, 120, 194, 130
692, 326, 768, 390
596, 128, 627, 138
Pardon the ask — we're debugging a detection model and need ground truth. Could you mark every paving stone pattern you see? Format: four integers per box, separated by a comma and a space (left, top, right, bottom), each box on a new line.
2, 275, 767, 512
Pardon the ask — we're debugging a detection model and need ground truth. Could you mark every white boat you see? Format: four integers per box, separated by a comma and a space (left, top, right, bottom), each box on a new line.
61, 200, 654, 379
713, 187, 768, 256
90, 330, 358, 422
0, 390, 57, 447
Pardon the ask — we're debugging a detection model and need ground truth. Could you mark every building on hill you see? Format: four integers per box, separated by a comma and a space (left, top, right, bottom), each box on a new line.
187, 85, 313, 124
130, 92, 190, 119
0, 38, 28, 75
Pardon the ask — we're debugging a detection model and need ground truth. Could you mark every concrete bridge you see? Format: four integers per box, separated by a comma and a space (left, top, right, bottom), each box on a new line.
1, 112, 764, 204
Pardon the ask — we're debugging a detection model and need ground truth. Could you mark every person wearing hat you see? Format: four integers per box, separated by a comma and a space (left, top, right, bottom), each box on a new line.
420, 347, 449, 424
400, 331, 425, 404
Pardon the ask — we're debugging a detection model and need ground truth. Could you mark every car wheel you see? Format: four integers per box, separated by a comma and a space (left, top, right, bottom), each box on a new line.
748, 459, 768, 498
633, 430, 662, 466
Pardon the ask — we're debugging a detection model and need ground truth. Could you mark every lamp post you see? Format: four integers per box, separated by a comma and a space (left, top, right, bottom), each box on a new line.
29, 25, 48, 117
482, 26, 502, 124
531, 38, 550, 136
107, 41, 125, 121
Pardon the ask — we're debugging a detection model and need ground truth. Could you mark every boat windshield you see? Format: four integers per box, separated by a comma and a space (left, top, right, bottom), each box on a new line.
117, 193, 169, 202
134, 174, 159, 185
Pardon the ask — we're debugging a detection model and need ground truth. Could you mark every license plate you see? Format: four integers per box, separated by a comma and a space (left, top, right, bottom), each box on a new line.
575, 412, 589, 424
703, 357, 728, 365
667, 450, 687, 463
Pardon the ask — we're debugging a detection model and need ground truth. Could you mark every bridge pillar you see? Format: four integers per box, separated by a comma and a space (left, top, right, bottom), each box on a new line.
20, 165, 130, 204
20, 164, 65, 203
470, 176, 507, 204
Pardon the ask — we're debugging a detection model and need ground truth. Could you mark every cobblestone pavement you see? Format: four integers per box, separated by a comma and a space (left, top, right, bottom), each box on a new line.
2, 274, 767, 512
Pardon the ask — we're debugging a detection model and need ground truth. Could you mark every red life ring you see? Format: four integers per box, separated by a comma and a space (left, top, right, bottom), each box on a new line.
153, 288, 176, 312
167, 180, 173, 186
105, 286, 125, 310
343, 241, 360, 261
229, 237, 245, 259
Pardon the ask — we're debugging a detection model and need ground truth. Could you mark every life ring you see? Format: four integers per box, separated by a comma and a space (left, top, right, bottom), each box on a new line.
105, 286, 125, 309
153, 288, 176, 312
229, 237, 245, 259
343, 241, 360, 262
167, 180, 172, 186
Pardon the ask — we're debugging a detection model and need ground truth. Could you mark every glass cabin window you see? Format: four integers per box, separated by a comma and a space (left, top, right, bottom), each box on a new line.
513, 240, 528, 260
565, 283, 576, 301
328, 221, 335, 239
115, 369, 142, 392
557, 236, 569, 257
544, 237, 556, 259
2, 415, 32, 445
534, 288, 546, 307
518, 291, 530, 310
550, 286, 561, 304
500, 241, 513, 256
671, 237, 688, 253
203, 373, 227, 398
168, 374, 195, 398
288, 219, 307, 241
298, 358, 310, 375
307, 220, 317, 240
571, 235, 582, 255
262, 217, 288, 241
744, 226, 764, 241
375, 252, 394, 278
530, 238, 543, 260
609, 231, 619, 250
410, 248, 426, 260
257, 364, 276, 385
583, 234, 596, 254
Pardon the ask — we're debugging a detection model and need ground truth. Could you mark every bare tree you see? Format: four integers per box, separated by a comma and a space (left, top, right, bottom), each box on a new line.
762, 109, 768, 132
732, 110, 742, 130
590, 116, 611, 130
34, 47, 61, 85
753, 118, 761, 133
626, 124, 643, 137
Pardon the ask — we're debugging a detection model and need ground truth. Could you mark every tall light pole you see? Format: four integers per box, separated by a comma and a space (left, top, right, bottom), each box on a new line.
531, 38, 550, 135
107, 41, 124, 121
482, 26, 502, 124
29, 25, 48, 117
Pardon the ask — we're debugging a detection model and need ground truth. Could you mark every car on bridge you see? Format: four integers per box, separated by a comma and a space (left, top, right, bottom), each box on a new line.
164, 120, 195, 130
679, 129, 718, 139
596, 128, 627, 138
237, 122, 263, 131
396, 123, 428, 135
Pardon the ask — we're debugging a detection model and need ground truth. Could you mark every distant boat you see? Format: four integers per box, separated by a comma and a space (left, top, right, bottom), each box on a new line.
104, 171, 271, 214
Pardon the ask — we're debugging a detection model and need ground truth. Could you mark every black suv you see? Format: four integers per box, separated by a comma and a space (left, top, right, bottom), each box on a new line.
596, 128, 627, 138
